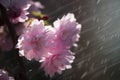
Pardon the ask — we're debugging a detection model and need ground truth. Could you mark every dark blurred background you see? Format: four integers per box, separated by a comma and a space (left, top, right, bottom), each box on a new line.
1, 0, 120, 80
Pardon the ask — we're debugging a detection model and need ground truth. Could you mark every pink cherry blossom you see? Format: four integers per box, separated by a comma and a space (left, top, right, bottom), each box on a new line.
16, 13, 81, 77
41, 50, 75, 77
16, 19, 54, 60
0, 0, 31, 23
53, 13, 81, 49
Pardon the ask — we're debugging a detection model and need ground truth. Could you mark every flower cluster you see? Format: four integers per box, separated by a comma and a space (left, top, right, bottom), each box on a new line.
17, 13, 81, 77
0, 0, 81, 78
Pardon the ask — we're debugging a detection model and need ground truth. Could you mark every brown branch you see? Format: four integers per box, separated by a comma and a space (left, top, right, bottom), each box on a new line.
0, 3, 29, 80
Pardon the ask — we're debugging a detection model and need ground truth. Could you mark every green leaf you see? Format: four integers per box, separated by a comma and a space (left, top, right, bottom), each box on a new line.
32, 11, 44, 18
